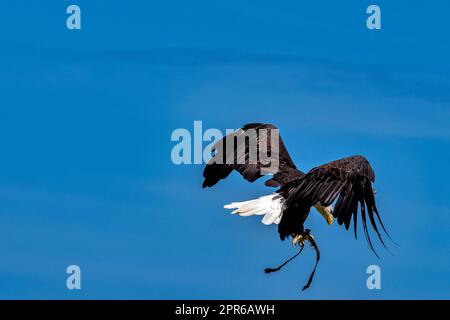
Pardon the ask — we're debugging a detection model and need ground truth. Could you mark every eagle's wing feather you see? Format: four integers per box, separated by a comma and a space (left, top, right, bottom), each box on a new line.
280, 155, 390, 257
202, 123, 303, 188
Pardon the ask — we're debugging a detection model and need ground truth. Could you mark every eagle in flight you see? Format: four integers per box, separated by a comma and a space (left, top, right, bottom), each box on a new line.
202, 123, 393, 291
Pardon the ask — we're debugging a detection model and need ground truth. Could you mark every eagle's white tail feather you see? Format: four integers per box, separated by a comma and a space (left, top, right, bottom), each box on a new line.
224, 194, 284, 225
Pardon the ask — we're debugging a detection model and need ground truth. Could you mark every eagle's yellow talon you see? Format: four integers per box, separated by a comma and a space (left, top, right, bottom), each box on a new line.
292, 234, 305, 248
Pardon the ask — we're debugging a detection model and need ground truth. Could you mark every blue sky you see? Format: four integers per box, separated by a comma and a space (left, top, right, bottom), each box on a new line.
0, 1, 449, 299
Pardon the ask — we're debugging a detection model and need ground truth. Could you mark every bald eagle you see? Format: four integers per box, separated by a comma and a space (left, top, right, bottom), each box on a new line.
202, 123, 393, 291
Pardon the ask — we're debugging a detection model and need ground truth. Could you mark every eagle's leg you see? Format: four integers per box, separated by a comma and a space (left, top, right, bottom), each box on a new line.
304, 233, 317, 251
297, 229, 318, 251
291, 234, 306, 248
291, 228, 313, 248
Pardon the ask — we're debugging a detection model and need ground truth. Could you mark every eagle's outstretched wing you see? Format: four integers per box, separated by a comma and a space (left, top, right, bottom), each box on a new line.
202, 123, 303, 188
279, 155, 391, 257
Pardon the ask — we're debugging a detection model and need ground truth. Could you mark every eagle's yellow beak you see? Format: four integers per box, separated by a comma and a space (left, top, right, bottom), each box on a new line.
314, 204, 334, 225
326, 213, 333, 225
